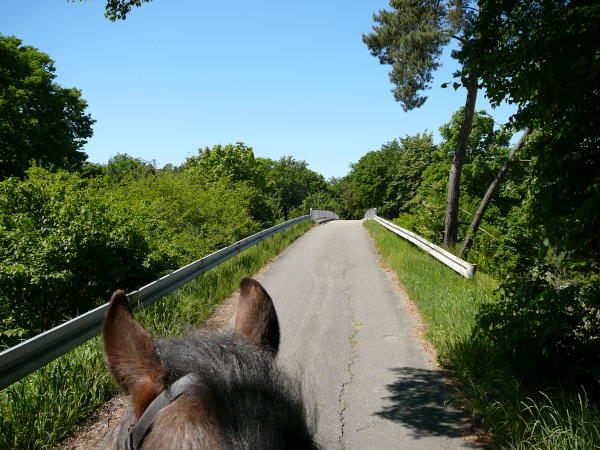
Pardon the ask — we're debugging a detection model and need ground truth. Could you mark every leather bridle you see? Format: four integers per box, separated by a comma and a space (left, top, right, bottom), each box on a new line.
126, 373, 198, 450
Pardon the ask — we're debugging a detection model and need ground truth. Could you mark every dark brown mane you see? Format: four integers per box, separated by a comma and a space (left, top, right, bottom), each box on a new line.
100, 277, 318, 450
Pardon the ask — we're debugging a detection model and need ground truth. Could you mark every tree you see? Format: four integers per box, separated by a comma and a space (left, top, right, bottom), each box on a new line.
459, 0, 600, 385
348, 142, 403, 217
345, 135, 436, 218
460, 0, 600, 136
183, 142, 263, 187
459, 127, 532, 257
406, 109, 515, 255
70, 0, 153, 21
0, 35, 94, 179
105, 153, 155, 183
392, 133, 438, 211
104, 0, 153, 20
363, 0, 479, 247
264, 156, 327, 219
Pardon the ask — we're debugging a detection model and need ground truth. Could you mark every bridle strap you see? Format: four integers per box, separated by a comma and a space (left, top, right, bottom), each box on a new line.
128, 373, 198, 450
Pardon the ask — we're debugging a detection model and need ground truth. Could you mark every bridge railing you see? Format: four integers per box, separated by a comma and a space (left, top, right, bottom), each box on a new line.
310, 208, 340, 220
0, 210, 338, 391
365, 208, 477, 279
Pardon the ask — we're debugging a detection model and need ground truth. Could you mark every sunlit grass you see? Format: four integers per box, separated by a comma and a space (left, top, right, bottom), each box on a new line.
0, 220, 313, 449
364, 219, 600, 449
363, 219, 497, 356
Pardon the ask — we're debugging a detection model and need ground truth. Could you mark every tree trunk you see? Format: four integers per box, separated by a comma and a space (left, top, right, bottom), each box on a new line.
459, 127, 533, 258
443, 78, 478, 247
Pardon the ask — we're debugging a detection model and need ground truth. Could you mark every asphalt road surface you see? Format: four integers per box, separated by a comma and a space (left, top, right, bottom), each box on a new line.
259, 220, 474, 450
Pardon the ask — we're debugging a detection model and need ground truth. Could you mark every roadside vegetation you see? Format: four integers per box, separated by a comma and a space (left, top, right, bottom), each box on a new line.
0, 33, 334, 448
0, 142, 331, 348
2, 0, 598, 447
0, 220, 312, 449
365, 221, 600, 448
351, 1, 599, 446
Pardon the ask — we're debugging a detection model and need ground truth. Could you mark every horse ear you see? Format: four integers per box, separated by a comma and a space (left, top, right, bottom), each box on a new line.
103, 290, 166, 418
235, 277, 280, 354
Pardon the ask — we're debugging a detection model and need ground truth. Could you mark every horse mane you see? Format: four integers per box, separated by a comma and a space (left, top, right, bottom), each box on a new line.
101, 278, 318, 449
154, 331, 317, 449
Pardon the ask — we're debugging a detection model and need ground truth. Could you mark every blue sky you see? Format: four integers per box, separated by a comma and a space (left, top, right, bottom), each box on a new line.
1, 0, 515, 179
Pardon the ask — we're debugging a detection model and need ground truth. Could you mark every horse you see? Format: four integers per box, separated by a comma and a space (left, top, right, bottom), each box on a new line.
100, 277, 318, 449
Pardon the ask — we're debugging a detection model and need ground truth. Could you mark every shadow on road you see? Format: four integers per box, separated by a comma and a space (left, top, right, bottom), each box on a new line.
375, 367, 466, 440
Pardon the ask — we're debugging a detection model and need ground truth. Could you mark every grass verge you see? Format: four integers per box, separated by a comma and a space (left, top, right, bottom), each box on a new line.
364, 219, 600, 449
0, 220, 313, 449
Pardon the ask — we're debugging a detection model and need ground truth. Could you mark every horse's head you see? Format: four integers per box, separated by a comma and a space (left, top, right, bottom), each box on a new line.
101, 277, 317, 449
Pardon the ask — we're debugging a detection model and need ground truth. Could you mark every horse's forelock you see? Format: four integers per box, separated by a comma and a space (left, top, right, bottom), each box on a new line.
144, 332, 316, 449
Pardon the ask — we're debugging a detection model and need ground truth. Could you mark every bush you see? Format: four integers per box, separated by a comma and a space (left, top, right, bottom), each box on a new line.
0, 165, 276, 348
475, 268, 600, 388
0, 168, 161, 347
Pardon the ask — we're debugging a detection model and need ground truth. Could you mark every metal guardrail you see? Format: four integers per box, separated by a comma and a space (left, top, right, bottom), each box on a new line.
0, 211, 338, 391
365, 208, 477, 279
310, 208, 340, 220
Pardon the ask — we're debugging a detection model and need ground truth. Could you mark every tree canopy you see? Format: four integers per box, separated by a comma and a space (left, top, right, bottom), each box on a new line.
70, 0, 154, 21
0, 35, 94, 179
184, 143, 261, 185
337, 134, 437, 219
363, 0, 481, 247
454, 0, 600, 385
105, 153, 155, 183
264, 156, 328, 219
362, 0, 476, 110
460, 0, 600, 133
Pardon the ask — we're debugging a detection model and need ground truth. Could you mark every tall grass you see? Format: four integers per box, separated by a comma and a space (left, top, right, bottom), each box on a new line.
0, 220, 313, 449
364, 220, 600, 449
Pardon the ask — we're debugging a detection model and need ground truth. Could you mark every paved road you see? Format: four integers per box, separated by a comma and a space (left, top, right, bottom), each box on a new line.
259, 220, 473, 450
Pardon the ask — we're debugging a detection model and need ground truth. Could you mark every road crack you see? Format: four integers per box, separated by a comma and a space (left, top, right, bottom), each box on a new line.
337, 309, 361, 449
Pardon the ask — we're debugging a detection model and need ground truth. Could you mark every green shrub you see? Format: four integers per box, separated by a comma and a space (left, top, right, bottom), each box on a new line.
365, 219, 600, 448
0, 221, 313, 449
475, 270, 600, 388
0, 165, 279, 348
0, 168, 162, 347
109, 168, 270, 266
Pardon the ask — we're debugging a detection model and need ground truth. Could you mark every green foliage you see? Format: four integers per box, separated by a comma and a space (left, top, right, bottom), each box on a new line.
475, 270, 600, 386
263, 156, 328, 219
348, 141, 403, 217
183, 144, 328, 220
0, 35, 94, 179
460, 1, 600, 134
388, 134, 437, 214
402, 110, 521, 277
184, 143, 262, 186
0, 141, 334, 348
401, 161, 447, 241
105, 153, 155, 183
0, 168, 159, 346
0, 221, 313, 450
456, 1, 600, 390
327, 176, 358, 219
339, 134, 436, 219
76, 0, 154, 21
110, 166, 270, 263
365, 220, 600, 449
363, 0, 475, 109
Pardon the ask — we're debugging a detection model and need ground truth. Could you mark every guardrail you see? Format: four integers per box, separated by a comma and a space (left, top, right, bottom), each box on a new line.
365, 208, 477, 279
0, 211, 338, 391
310, 208, 340, 220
